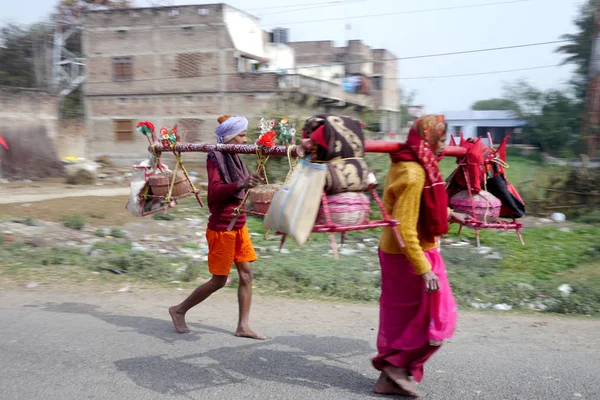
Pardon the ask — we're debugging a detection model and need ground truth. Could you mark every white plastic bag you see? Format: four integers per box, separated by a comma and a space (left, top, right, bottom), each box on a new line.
125, 158, 172, 217
264, 160, 327, 246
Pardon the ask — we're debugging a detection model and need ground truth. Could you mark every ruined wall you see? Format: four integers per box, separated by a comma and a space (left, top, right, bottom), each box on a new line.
0, 88, 88, 159
0, 88, 59, 139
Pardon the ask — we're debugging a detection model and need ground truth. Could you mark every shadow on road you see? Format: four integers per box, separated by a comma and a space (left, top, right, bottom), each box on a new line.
114, 336, 379, 398
41, 302, 380, 398
41, 302, 231, 344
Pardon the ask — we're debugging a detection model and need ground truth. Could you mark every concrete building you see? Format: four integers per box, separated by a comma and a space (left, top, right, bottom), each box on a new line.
372, 49, 399, 134
444, 110, 527, 145
81, 4, 399, 164
288, 40, 399, 134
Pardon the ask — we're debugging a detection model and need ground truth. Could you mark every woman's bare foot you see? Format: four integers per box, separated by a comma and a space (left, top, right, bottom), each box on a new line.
382, 366, 422, 398
374, 372, 415, 396
235, 327, 267, 340
169, 306, 190, 333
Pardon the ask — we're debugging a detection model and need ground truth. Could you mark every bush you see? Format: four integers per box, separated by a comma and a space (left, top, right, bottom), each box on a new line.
41, 247, 86, 266
574, 209, 600, 224
153, 212, 175, 221
181, 262, 204, 282
62, 215, 85, 230
0, 124, 64, 180
104, 251, 173, 280
110, 228, 125, 238
66, 169, 95, 185
89, 212, 106, 220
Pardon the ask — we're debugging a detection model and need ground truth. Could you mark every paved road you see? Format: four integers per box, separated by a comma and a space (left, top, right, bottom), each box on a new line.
0, 289, 598, 400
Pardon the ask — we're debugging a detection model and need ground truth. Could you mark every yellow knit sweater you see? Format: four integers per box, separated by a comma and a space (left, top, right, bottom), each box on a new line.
379, 161, 442, 275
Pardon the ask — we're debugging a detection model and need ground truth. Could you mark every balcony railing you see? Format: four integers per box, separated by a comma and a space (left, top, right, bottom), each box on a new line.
278, 74, 373, 109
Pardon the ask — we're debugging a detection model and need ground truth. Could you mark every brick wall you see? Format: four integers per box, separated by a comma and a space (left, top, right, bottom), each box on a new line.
83, 6, 233, 97
227, 73, 280, 92
372, 49, 398, 111
83, 5, 224, 29
85, 90, 356, 165
86, 92, 277, 164
56, 119, 87, 158
288, 41, 334, 64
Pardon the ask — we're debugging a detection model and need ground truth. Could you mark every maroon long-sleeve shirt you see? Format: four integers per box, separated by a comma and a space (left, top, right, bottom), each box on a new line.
206, 158, 246, 231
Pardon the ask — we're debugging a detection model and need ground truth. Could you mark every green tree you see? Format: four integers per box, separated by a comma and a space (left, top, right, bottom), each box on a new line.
503, 80, 581, 156
399, 86, 417, 131
555, 0, 595, 101
0, 24, 36, 87
525, 90, 582, 157
471, 98, 521, 114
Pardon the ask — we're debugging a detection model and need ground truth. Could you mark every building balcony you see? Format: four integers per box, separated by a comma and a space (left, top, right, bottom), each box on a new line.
278, 74, 374, 110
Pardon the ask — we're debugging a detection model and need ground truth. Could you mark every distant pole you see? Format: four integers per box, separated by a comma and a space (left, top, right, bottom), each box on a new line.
582, 0, 600, 158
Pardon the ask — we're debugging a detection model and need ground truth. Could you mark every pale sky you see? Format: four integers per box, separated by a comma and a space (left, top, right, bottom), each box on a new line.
0, 0, 584, 112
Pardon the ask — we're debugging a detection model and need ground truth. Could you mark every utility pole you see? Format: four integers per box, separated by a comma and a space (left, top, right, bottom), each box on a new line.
582, 0, 600, 159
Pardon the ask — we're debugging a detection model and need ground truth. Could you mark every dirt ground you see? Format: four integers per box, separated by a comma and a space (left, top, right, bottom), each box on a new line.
0, 195, 142, 226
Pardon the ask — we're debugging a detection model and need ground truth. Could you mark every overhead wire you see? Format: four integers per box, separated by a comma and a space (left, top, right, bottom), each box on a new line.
255, 0, 365, 17
83, 39, 569, 85
399, 64, 561, 80
261, 0, 531, 26
245, 0, 365, 11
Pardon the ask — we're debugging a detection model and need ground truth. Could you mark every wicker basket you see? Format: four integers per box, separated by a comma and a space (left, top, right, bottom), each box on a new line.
248, 184, 282, 214
316, 192, 370, 226
450, 190, 501, 222
148, 171, 190, 198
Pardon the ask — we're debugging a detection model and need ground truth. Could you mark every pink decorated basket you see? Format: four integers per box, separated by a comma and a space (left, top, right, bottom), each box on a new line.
316, 192, 370, 226
450, 190, 501, 222
249, 184, 282, 215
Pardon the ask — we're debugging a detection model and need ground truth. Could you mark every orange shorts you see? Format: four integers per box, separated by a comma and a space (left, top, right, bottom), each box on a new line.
206, 226, 258, 276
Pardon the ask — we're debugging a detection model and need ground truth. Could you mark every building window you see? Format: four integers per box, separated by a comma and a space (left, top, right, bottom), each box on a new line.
113, 57, 133, 81
177, 53, 201, 78
372, 76, 382, 91
453, 126, 462, 135
114, 119, 134, 142
178, 119, 204, 142
272, 28, 289, 44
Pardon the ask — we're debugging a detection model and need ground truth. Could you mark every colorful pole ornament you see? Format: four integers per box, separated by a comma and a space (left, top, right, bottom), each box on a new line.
278, 118, 296, 146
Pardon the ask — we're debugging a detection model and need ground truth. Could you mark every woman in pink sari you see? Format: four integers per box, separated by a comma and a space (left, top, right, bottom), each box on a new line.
373, 115, 465, 397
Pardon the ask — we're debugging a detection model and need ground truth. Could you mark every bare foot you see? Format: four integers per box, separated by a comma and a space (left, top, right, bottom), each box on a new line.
382, 366, 422, 398
169, 306, 190, 333
374, 372, 415, 397
235, 327, 267, 340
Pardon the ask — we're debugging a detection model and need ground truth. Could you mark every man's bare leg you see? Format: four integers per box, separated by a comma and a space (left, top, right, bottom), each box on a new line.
169, 275, 228, 333
374, 371, 415, 396
382, 366, 422, 398
234, 262, 266, 340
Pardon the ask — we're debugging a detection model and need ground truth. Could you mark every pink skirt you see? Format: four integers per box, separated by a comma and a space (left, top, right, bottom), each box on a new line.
372, 248, 458, 382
